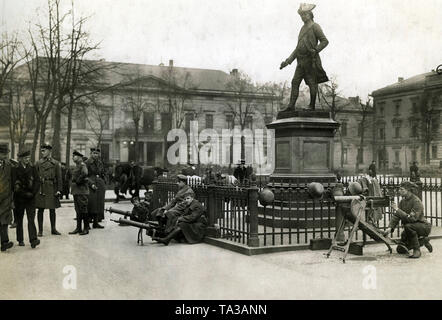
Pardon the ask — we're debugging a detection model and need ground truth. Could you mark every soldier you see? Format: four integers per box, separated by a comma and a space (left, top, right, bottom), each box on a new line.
0, 145, 14, 252
368, 161, 377, 178
233, 160, 247, 184
35, 144, 62, 236
410, 161, 420, 182
13, 150, 40, 248
61, 162, 72, 200
383, 181, 432, 258
152, 192, 207, 246
85, 148, 105, 228
69, 150, 90, 236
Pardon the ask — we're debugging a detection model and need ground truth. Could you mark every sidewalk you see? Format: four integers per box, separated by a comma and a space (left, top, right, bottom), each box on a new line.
1, 201, 441, 299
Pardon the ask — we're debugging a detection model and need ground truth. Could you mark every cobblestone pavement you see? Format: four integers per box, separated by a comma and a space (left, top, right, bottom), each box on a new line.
1, 201, 441, 300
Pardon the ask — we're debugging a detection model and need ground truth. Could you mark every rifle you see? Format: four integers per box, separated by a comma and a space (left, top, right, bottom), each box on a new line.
110, 217, 164, 246
334, 195, 391, 209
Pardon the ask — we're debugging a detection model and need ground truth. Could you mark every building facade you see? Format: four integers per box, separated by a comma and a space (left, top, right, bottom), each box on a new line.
372, 70, 442, 173
0, 60, 278, 169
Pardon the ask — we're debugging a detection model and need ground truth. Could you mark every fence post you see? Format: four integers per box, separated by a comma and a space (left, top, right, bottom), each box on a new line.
247, 183, 260, 247
205, 183, 220, 238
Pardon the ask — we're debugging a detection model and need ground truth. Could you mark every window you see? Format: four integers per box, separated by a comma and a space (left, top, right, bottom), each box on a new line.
102, 111, 110, 130
357, 122, 363, 137
379, 127, 385, 139
395, 151, 400, 163
226, 114, 234, 129
379, 106, 384, 116
0, 106, 9, 126
25, 108, 35, 130
245, 116, 253, 129
341, 122, 347, 137
185, 113, 194, 132
143, 112, 154, 134
394, 101, 401, 115
411, 102, 419, 114
357, 148, 364, 164
124, 110, 132, 120
205, 114, 213, 129
432, 145, 438, 159
76, 144, 86, 155
395, 127, 400, 138
76, 110, 86, 129
343, 148, 348, 164
432, 114, 440, 133
161, 113, 172, 133
411, 124, 419, 138
411, 150, 417, 162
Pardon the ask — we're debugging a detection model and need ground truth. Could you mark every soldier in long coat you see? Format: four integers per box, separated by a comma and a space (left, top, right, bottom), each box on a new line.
85, 148, 105, 228
69, 151, 90, 235
13, 150, 40, 248
35, 144, 62, 236
0, 145, 14, 251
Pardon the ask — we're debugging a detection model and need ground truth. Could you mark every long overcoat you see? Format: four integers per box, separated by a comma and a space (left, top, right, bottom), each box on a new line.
0, 160, 14, 225
178, 199, 208, 244
85, 158, 106, 219
35, 157, 62, 209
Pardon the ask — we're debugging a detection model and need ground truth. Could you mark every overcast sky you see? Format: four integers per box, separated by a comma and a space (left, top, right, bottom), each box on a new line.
2, 0, 442, 99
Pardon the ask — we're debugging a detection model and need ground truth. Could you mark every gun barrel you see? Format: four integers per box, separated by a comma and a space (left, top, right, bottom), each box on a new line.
111, 217, 158, 229
106, 207, 132, 216
334, 195, 390, 207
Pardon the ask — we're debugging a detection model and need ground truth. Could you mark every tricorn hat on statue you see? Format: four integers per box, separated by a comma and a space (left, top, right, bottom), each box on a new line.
298, 3, 316, 14
18, 150, 31, 158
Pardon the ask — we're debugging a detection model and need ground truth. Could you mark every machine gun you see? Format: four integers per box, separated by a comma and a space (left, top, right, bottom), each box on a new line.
106, 206, 148, 223
325, 195, 395, 263
109, 216, 165, 246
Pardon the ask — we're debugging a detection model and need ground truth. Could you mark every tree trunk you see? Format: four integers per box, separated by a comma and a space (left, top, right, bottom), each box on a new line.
31, 117, 41, 162
40, 115, 48, 150
51, 101, 62, 161
65, 101, 73, 167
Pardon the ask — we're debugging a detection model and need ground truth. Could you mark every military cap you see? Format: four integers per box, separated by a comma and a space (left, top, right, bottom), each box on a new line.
182, 189, 195, 198
40, 143, 52, 150
73, 150, 84, 157
298, 3, 316, 14
90, 147, 101, 153
18, 150, 31, 158
177, 174, 188, 182
400, 181, 418, 191
0, 145, 10, 154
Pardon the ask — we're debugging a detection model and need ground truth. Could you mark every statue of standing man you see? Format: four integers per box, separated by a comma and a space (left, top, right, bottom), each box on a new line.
280, 3, 329, 111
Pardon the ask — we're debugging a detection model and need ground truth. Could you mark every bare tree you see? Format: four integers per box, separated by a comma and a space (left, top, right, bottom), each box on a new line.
319, 77, 347, 168
0, 32, 24, 100
225, 70, 259, 159
419, 89, 440, 165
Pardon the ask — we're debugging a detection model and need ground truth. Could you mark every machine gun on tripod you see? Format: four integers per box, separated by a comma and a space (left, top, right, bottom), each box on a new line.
325, 195, 396, 263
106, 206, 148, 223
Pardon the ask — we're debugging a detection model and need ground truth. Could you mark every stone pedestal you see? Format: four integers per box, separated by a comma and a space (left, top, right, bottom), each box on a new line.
267, 109, 340, 184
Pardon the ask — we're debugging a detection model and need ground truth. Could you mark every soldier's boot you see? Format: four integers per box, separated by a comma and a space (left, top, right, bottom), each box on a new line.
424, 238, 433, 253
79, 219, 89, 235
1, 241, 13, 252
93, 214, 104, 229
31, 239, 40, 249
37, 209, 44, 237
153, 227, 182, 246
50, 210, 61, 235
69, 219, 82, 235
409, 248, 422, 259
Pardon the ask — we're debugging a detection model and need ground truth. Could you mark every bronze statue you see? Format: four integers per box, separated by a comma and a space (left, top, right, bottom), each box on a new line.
280, 3, 329, 111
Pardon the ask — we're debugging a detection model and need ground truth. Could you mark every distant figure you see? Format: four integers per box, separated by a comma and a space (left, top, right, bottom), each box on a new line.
61, 162, 72, 200
233, 160, 247, 184
410, 161, 420, 182
245, 165, 253, 182
368, 161, 376, 178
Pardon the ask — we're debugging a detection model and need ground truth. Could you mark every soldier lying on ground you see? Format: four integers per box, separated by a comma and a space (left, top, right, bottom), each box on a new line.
152, 192, 208, 246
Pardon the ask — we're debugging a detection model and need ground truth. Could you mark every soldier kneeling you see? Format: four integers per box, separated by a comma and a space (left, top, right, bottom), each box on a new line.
383, 181, 432, 258
152, 193, 208, 246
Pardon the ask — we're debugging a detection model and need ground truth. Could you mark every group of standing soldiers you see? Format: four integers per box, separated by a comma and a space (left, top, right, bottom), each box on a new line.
0, 143, 106, 252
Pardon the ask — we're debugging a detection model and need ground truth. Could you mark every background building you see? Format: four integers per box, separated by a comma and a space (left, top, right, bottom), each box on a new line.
372, 70, 442, 174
